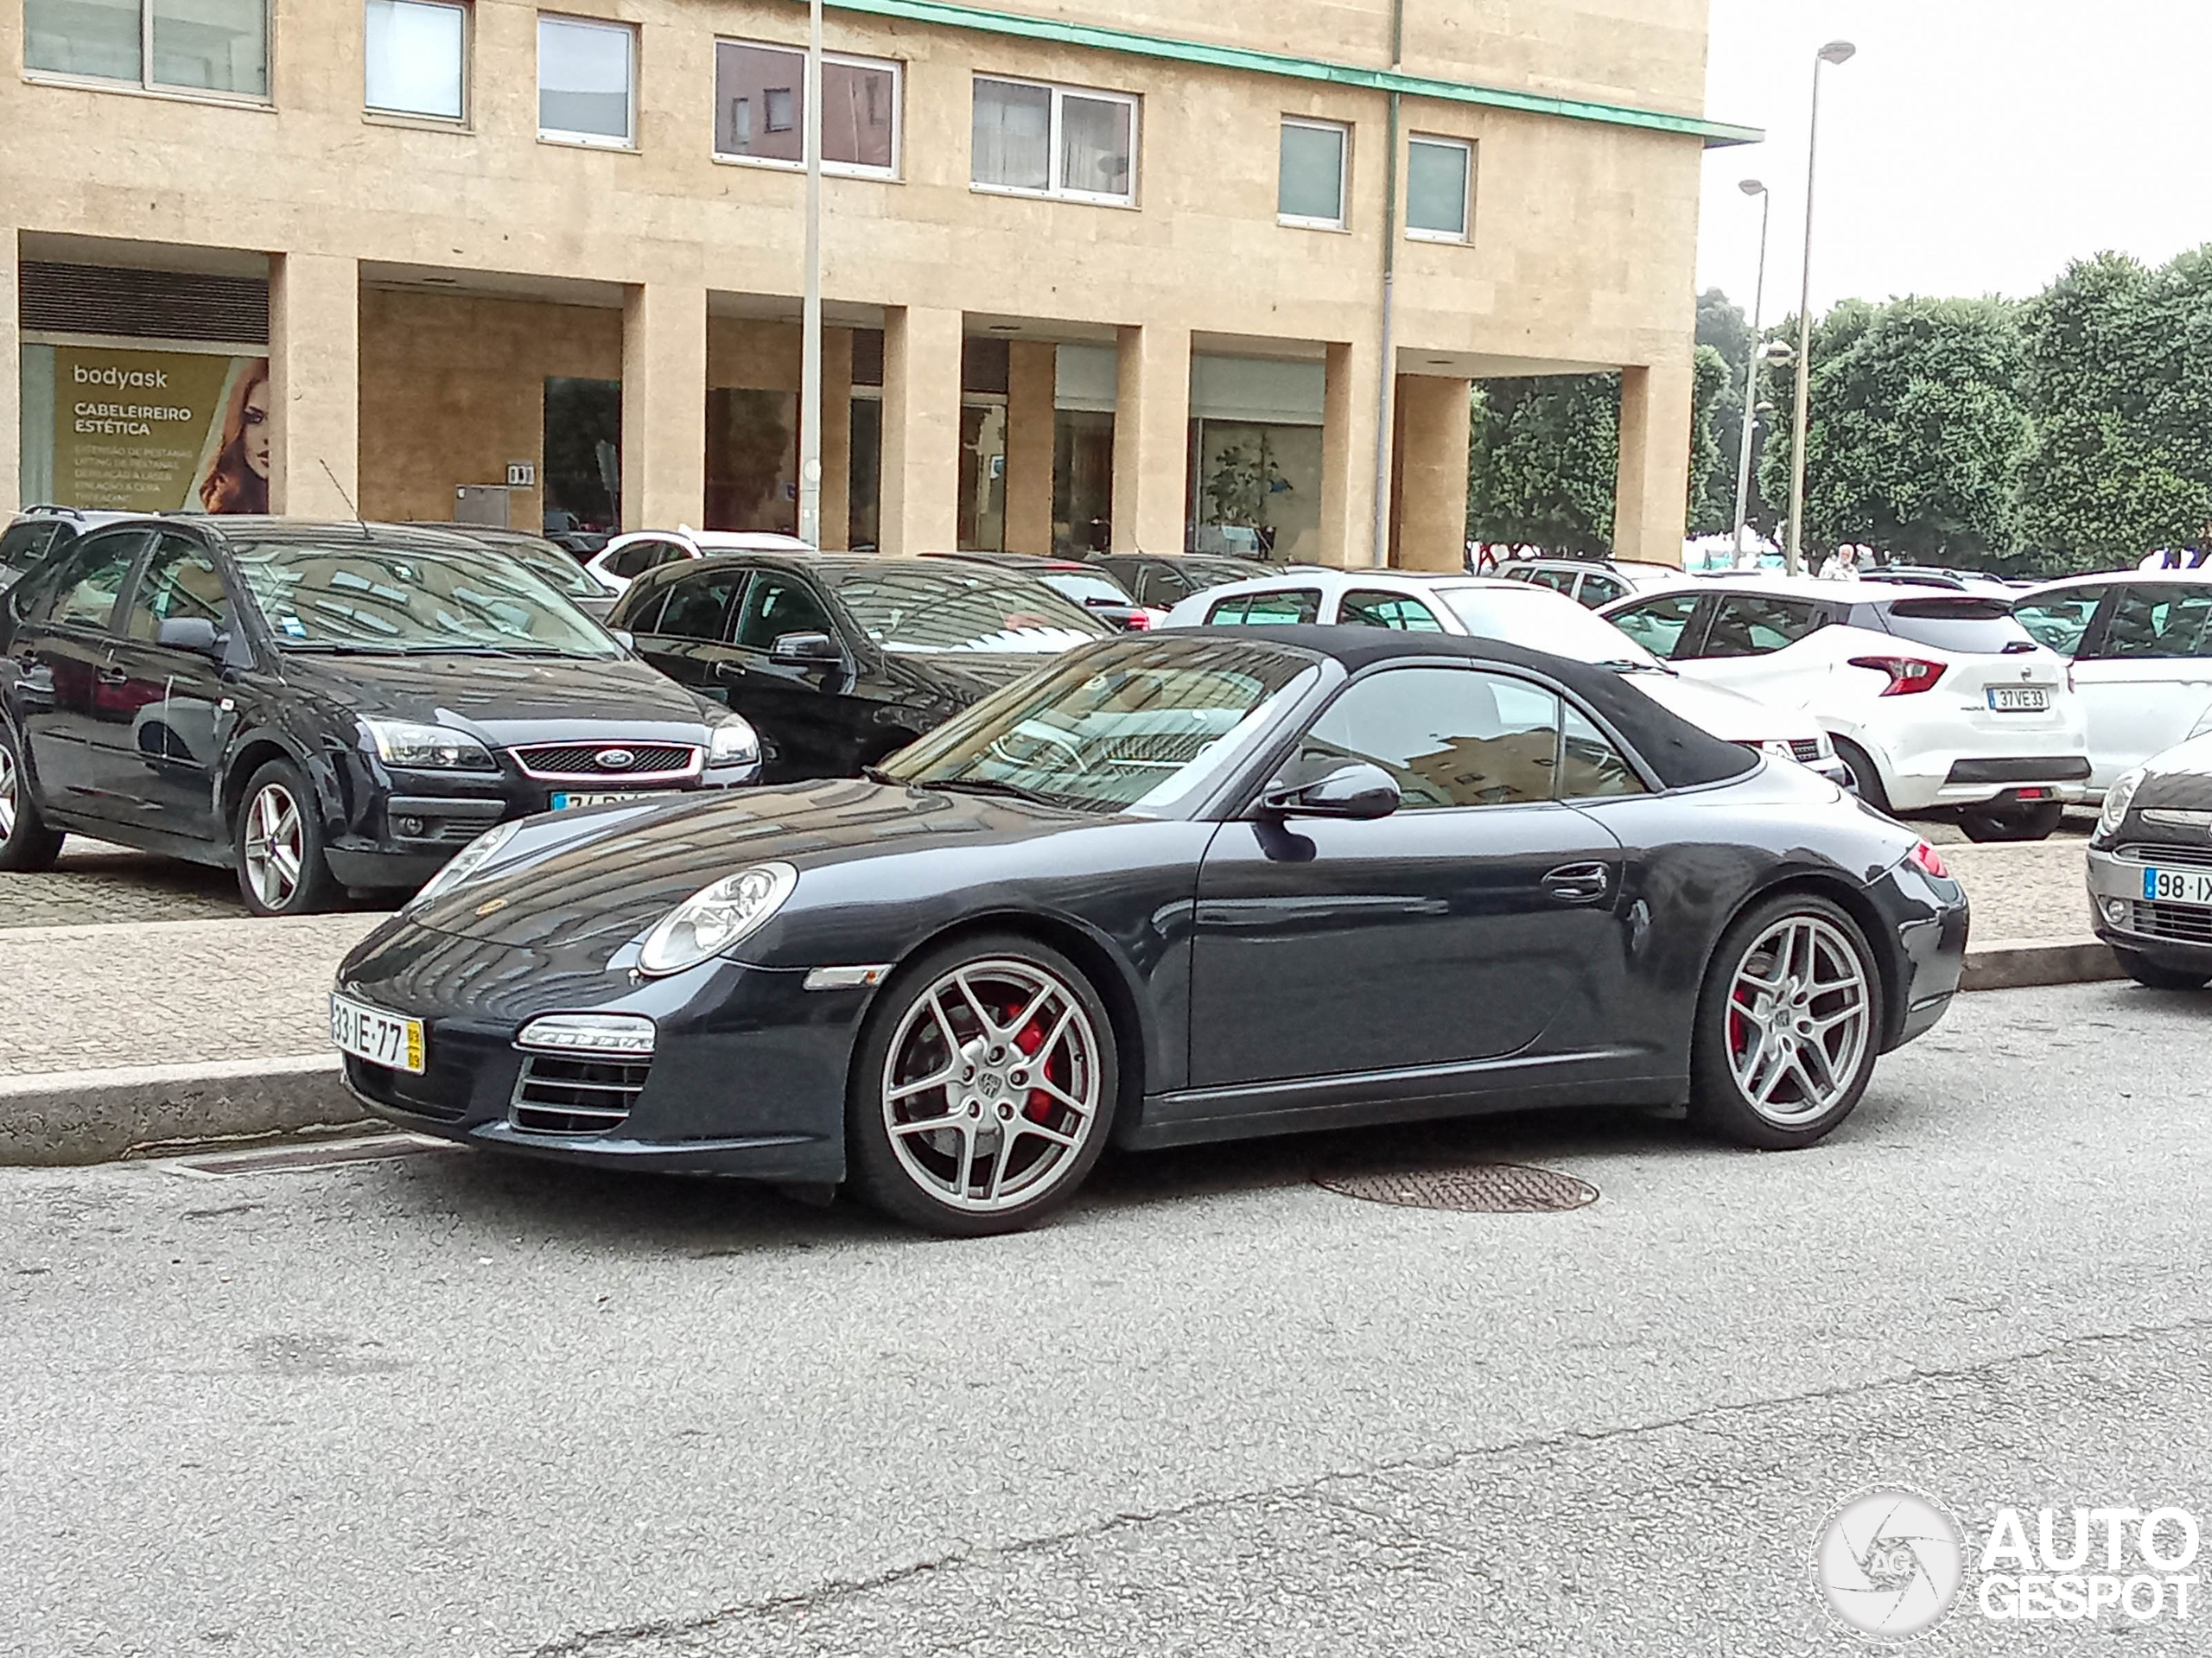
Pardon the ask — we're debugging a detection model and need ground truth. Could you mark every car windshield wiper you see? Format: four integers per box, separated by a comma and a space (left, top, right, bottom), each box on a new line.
276, 641, 411, 656
912, 775, 1058, 806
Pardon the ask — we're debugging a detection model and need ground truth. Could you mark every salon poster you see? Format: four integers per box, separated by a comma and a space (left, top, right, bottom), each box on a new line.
50, 347, 270, 513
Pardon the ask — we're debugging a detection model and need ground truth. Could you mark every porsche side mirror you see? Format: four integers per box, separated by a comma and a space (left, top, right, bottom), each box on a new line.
1261, 761, 1402, 821
770, 631, 842, 665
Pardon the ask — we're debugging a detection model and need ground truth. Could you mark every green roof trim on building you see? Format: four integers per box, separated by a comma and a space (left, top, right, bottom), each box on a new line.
809, 0, 1763, 148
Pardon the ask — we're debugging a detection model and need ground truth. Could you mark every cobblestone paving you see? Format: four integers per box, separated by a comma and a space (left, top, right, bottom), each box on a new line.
0, 841, 245, 929
0, 914, 385, 1076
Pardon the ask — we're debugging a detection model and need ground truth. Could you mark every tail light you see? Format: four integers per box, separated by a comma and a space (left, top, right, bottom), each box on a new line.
1848, 656, 1947, 696
1906, 841, 1950, 880
1123, 612, 1152, 631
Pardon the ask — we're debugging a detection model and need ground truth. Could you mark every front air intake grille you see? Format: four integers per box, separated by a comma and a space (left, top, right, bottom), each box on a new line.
509, 741, 699, 782
2133, 901, 2212, 945
2117, 843, 2212, 868
509, 1053, 649, 1134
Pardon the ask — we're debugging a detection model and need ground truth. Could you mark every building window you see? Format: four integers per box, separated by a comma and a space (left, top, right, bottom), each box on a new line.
537, 13, 634, 148
1278, 118, 1347, 229
714, 40, 899, 175
972, 76, 1136, 204
365, 0, 466, 121
1407, 136, 1471, 241
24, 0, 269, 98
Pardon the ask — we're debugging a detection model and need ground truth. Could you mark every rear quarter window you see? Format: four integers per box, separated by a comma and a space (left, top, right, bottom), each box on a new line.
0, 521, 67, 573
1880, 597, 2036, 655
1207, 589, 1321, 626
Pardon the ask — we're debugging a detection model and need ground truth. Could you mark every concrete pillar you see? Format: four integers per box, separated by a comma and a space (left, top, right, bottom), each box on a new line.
1390, 375, 1471, 571
620, 282, 707, 532
1613, 360, 1693, 568
1109, 324, 1191, 555
268, 252, 359, 517
1005, 340, 1057, 555
0, 228, 18, 513
820, 326, 854, 550
1319, 338, 1383, 569
879, 304, 962, 554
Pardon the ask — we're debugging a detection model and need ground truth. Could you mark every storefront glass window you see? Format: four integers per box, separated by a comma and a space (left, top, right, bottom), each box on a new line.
706, 389, 799, 535
542, 378, 621, 534
1052, 410, 1114, 556
849, 397, 882, 550
958, 403, 1007, 552
1192, 420, 1323, 563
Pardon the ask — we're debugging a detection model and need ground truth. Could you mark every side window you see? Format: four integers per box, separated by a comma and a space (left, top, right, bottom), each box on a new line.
1138, 566, 1189, 607
40, 532, 146, 632
655, 570, 749, 642
1558, 705, 1645, 799
1297, 666, 1561, 810
2102, 586, 2212, 659
733, 574, 835, 650
1527, 567, 1580, 595
607, 540, 673, 581
1702, 594, 1827, 658
1608, 594, 1701, 658
1579, 575, 1626, 608
1499, 566, 1535, 583
1339, 590, 1446, 632
0, 521, 66, 574
2012, 588, 2105, 657
1207, 588, 1319, 626
123, 535, 233, 644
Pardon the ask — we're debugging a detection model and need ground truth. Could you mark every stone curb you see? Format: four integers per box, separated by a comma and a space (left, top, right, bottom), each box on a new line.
1961, 937, 2122, 993
0, 1054, 373, 1168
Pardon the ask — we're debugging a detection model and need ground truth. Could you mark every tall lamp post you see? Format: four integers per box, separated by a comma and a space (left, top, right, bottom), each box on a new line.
1784, 38, 1855, 577
797, 0, 825, 548
1730, 178, 1770, 564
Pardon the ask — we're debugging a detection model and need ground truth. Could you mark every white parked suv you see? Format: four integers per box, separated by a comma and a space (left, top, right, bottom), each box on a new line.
583, 527, 815, 600
1159, 569, 1850, 785
1599, 577, 2089, 840
2012, 571, 2212, 798
1493, 557, 1681, 610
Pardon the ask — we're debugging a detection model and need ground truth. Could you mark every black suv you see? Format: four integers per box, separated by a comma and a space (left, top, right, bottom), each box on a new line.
0, 518, 761, 913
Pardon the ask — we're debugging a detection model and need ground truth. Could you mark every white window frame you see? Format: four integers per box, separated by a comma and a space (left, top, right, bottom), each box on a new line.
22, 0, 272, 105
712, 39, 902, 180
1405, 133, 1473, 244
537, 12, 637, 150
364, 0, 470, 126
969, 74, 1140, 207
1277, 116, 1350, 232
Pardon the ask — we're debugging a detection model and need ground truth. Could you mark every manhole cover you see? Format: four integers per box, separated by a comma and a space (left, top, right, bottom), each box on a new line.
1314, 1162, 1598, 1213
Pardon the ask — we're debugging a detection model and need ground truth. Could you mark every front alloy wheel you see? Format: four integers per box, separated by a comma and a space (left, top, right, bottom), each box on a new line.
1691, 896, 1881, 1148
849, 937, 1116, 1236
233, 759, 338, 916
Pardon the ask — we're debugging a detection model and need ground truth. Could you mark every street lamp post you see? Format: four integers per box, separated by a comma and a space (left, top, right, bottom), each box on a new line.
1731, 178, 1770, 564
797, 0, 824, 548
1784, 39, 1855, 577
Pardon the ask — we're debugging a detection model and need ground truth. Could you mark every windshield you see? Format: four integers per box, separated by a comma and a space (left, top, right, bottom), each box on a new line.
1881, 596, 2038, 654
231, 540, 620, 657
829, 564, 1109, 654
881, 636, 1320, 814
1436, 585, 1665, 670
493, 537, 601, 600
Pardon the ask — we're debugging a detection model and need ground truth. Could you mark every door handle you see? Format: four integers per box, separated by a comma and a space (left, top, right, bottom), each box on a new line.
1543, 862, 1611, 902
96, 666, 128, 687
713, 660, 747, 681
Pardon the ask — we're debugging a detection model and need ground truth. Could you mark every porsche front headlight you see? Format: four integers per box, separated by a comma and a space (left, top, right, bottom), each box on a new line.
408, 819, 521, 911
2099, 767, 2145, 841
637, 862, 798, 977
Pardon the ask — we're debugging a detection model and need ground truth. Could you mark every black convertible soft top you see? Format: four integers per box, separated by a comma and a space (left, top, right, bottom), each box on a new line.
1184, 624, 1760, 792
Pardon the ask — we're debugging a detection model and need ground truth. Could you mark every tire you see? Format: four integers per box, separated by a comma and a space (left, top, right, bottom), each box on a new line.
0, 724, 65, 873
1832, 737, 1892, 815
2114, 948, 2211, 993
847, 931, 1119, 1237
1690, 893, 1885, 1150
232, 759, 340, 917
1957, 800, 2065, 842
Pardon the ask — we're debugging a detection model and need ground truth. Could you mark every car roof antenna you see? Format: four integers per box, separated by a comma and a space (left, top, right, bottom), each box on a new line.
317, 459, 369, 538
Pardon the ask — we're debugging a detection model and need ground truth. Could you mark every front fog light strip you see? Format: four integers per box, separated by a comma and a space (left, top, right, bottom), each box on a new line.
517, 1013, 658, 1057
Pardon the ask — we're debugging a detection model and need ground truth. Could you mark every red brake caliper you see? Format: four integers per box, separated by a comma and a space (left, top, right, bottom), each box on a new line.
1015, 1014, 1053, 1121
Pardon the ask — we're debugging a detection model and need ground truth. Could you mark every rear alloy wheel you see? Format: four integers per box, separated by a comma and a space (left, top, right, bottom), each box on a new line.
1958, 800, 2065, 842
1691, 895, 1882, 1149
234, 759, 339, 917
849, 935, 1117, 1236
2113, 948, 2210, 993
0, 728, 66, 872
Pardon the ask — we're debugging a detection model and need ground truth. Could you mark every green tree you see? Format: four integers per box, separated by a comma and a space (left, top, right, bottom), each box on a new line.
1465, 373, 1620, 556
1688, 343, 1733, 536
1694, 289, 1756, 535
1758, 296, 2031, 567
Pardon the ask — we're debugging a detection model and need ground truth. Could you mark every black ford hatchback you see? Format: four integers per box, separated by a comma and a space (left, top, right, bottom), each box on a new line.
0, 518, 761, 914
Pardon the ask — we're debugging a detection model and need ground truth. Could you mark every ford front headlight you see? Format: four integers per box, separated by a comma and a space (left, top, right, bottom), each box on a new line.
637, 862, 798, 977
364, 718, 496, 770
707, 714, 761, 770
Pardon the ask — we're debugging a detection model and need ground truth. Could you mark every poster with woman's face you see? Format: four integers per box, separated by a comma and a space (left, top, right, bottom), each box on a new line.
49, 348, 270, 513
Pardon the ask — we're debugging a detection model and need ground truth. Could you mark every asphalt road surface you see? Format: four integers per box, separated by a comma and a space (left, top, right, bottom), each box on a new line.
6, 980, 2207, 1657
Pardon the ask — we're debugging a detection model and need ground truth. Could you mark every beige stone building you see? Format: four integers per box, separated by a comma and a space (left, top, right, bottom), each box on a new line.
3, 0, 1751, 567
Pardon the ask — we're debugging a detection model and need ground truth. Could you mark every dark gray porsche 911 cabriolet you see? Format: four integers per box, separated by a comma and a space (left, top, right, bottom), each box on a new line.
331, 627, 1968, 1236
